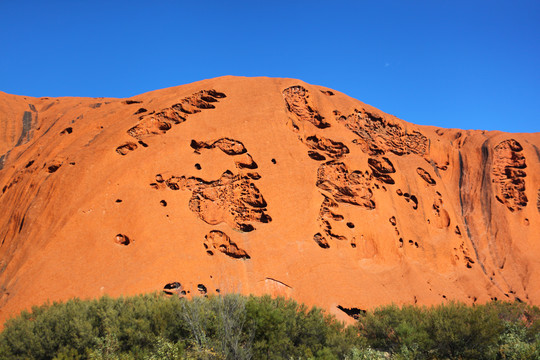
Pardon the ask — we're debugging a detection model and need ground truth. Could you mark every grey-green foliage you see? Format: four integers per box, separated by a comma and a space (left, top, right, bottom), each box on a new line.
345, 347, 389, 360
2, 294, 538, 360
497, 322, 539, 360
0, 293, 356, 360
356, 301, 540, 360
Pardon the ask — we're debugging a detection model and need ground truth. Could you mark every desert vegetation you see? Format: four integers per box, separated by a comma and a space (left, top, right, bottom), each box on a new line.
0, 294, 538, 360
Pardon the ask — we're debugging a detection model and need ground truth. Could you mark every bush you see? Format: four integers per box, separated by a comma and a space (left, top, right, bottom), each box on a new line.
0, 294, 357, 359
1, 294, 538, 359
356, 301, 540, 360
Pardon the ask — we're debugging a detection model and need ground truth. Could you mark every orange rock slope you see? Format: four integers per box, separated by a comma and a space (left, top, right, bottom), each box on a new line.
0, 76, 539, 324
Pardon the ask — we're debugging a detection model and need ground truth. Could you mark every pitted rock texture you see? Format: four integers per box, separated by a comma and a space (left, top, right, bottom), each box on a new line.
204, 230, 250, 259
155, 138, 270, 233
304, 135, 350, 160
0, 76, 539, 328
186, 172, 270, 232
492, 139, 527, 212
432, 195, 450, 229
159, 171, 271, 232
119, 89, 226, 153
316, 161, 375, 208
191, 138, 247, 156
416, 167, 436, 185
334, 109, 428, 156
368, 157, 396, 184
283, 85, 330, 129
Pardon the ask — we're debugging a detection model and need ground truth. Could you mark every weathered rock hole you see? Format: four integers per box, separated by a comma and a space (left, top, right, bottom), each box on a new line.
124, 100, 142, 105
346, 222, 355, 228
195, 163, 201, 170
537, 189, 540, 213
271, 158, 276, 164
314, 233, 330, 248
60, 127, 73, 135
247, 172, 261, 180
416, 167, 436, 185
163, 282, 182, 295
116, 142, 138, 155
396, 189, 403, 196
134, 108, 147, 115
320, 90, 334, 96
115, 234, 130, 245
115, 199, 122, 203
47, 164, 61, 173
160, 200, 167, 207
238, 223, 255, 232
155, 174, 164, 183
197, 284, 208, 295
25, 160, 34, 168
138, 140, 148, 148
389, 216, 397, 226
236, 158, 258, 169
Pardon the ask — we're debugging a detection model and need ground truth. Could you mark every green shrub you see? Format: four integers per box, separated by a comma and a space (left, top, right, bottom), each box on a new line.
1, 294, 538, 360
0, 294, 356, 359
356, 301, 539, 360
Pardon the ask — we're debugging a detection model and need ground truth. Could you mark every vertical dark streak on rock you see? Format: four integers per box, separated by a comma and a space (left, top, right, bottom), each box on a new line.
15, 112, 33, 147
532, 144, 540, 163
480, 141, 492, 230
0, 153, 6, 171
18, 216, 25, 233
458, 151, 467, 229
458, 150, 489, 277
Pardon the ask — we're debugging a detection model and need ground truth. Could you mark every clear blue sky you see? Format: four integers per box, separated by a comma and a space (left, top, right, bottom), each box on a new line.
1, 1, 538, 133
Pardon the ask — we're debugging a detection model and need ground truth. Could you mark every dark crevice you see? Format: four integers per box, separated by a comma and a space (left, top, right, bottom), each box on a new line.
337, 305, 365, 320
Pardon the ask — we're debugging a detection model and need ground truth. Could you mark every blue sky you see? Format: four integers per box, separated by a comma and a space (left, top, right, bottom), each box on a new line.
1, 1, 538, 133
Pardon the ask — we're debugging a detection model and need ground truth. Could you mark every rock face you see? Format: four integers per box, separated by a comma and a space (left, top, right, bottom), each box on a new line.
0, 77, 539, 324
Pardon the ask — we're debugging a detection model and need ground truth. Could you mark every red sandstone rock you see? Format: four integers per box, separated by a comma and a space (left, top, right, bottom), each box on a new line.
0, 77, 539, 325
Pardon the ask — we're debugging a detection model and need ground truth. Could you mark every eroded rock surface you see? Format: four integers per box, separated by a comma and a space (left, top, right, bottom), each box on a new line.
283, 85, 330, 129
317, 161, 375, 208
119, 89, 226, 153
492, 139, 527, 212
0, 77, 539, 328
335, 109, 428, 156
204, 230, 250, 259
